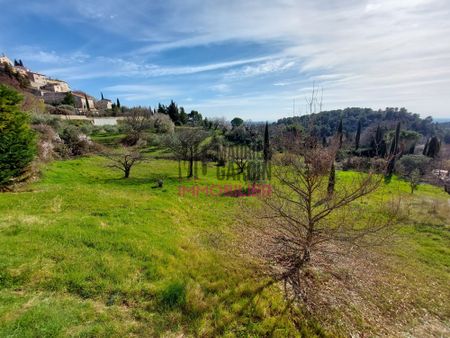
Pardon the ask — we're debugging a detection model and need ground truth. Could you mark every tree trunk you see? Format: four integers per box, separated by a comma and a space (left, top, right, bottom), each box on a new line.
124, 167, 130, 178
188, 157, 193, 178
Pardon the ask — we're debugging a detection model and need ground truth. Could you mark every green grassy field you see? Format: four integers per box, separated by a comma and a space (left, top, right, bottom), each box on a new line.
0, 156, 448, 337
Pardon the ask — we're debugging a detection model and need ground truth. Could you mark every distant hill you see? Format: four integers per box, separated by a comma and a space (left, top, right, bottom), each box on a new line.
276, 107, 437, 137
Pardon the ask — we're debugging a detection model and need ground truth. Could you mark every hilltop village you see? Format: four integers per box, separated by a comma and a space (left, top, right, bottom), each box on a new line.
0, 53, 113, 114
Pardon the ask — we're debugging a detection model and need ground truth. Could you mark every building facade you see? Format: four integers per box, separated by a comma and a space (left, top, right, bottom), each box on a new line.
95, 99, 113, 110
72, 91, 96, 112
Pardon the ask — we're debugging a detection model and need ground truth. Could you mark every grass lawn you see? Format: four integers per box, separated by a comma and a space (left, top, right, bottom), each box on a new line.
0, 156, 448, 336
0, 157, 322, 337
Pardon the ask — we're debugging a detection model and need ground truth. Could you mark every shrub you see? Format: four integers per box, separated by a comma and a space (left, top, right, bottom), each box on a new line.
396, 154, 431, 176
60, 126, 93, 156
32, 124, 64, 161
0, 85, 36, 188
396, 154, 431, 193
57, 104, 76, 112
31, 113, 62, 130
151, 113, 175, 134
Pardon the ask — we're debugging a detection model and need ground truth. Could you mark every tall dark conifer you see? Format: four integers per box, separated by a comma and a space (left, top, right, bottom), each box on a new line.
425, 136, 440, 158
84, 94, 90, 111
337, 118, 343, 148
423, 139, 429, 155
263, 122, 271, 161
327, 162, 335, 195
390, 122, 401, 155
355, 120, 361, 150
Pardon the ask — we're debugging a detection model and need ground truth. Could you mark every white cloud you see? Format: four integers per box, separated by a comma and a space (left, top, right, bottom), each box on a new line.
102, 84, 179, 102
37, 54, 275, 80
14, 0, 450, 117
226, 59, 296, 79
211, 84, 231, 93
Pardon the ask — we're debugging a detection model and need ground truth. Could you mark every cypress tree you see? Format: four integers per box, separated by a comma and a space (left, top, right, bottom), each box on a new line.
426, 136, 440, 158
337, 118, 343, 147
370, 125, 382, 157
84, 94, 90, 111
389, 122, 401, 155
375, 125, 383, 145
423, 139, 429, 155
355, 120, 361, 150
263, 121, 271, 161
385, 156, 396, 181
379, 140, 387, 157
327, 162, 336, 195
19, 59, 23, 67
101, 92, 104, 100
116, 98, 121, 108
389, 137, 396, 155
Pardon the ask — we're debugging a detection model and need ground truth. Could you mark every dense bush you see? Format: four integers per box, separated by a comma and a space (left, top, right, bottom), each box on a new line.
32, 124, 65, 161
342, 156, 387, 173
31, 113, 62, 130
151, 113, 175, 134
60, 126, 94, 156
396, 154, 431, 176
0, 85, 36, 188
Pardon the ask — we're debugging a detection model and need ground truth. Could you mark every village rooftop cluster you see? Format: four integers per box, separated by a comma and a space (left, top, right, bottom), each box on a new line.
0, 53, 112, 114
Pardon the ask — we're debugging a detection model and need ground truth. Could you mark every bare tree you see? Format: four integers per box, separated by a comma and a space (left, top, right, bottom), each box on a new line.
163, 128, 209, 178
103, 147, 145, 178
245, 140, 400, 303
123, 107, 153, 145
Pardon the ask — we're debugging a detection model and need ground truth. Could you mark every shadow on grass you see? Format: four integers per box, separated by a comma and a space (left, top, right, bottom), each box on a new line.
100, 175, 181, 187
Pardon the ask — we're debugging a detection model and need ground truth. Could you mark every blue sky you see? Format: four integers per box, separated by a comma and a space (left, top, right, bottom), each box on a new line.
1, 0, 450, 120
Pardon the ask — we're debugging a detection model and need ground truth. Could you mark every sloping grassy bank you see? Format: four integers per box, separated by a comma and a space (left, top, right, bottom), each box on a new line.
0, 157, 323, 337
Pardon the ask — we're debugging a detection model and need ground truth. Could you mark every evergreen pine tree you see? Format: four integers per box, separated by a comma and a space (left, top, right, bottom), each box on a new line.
167, 100, 180, 124
157, 103, 166, 115
179, 107, 188, 125
0, 85, 36, 188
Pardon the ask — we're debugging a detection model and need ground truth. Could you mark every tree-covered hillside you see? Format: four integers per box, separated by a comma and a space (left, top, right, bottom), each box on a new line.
277, 107, 436, 137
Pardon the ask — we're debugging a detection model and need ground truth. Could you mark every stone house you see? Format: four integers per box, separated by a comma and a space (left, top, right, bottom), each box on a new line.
42, 91, 67, 105
41, 80, 70, 93
95, 99, 113, 110
72, 91, 96, 112
27, 72, 48, 89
